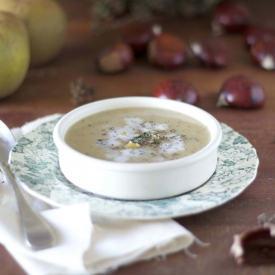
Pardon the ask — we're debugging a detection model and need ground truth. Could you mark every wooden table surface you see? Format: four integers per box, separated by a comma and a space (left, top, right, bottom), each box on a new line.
1, 0, 275, 274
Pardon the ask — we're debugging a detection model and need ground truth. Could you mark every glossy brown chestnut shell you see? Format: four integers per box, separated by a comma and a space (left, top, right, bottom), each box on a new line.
230, 223, 275, 265
212, 3, 250, 34
148, 33, 188, 69
250, 40, 275, 70
244, 25, 275, 49
217, 75, 265, 109
153, 79, 199, 105
96, 42, 134, 74
123, 26, 155, 54
190, 38, 229, 68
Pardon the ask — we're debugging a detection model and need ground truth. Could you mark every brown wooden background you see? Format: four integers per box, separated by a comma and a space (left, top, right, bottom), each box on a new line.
1, 0, 275, 274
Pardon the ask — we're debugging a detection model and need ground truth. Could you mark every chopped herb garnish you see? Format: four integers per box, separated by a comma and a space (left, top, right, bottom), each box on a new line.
125, 130, 164, 148
96, 139, 107, 145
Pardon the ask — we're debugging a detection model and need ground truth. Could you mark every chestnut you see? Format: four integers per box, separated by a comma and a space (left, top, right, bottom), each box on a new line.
250, 40, 275, 70
244, 25, 275, 49
147, 33, 188, 69
230, 223, 275, 265
153, 79, 199, 105
123, 26, 155, 54
190, 38, 229, 68
96, 42, 134, 74
211, 3, 250, 34
217, 75, 265, 109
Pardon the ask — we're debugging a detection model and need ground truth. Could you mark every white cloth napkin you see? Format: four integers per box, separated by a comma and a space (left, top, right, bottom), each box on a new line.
0, 115, 204, 275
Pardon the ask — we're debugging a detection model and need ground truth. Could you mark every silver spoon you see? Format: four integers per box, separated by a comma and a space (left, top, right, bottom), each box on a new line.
0, 120, 56, 250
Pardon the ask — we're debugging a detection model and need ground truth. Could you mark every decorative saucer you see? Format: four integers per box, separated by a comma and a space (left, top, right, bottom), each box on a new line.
10, 117, 259, 220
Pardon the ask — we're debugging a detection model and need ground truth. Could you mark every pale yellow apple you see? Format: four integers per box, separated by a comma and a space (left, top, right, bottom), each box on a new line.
0, 11, 30, 99
0, 0, 67, 67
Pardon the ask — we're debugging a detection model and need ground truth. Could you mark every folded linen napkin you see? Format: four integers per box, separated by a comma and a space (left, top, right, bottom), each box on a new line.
0, 115, 203, 275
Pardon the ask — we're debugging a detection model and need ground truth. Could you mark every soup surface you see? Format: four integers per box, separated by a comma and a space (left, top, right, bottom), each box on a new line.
65, 107, 211, 163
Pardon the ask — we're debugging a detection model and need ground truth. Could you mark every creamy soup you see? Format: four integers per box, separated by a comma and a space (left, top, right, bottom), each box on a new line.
65, 108, 211, 163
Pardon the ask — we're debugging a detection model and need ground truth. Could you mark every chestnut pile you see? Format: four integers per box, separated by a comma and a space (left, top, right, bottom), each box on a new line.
95, 2, 272, 109
212, 2, 275, 71
95, 26, 230, 72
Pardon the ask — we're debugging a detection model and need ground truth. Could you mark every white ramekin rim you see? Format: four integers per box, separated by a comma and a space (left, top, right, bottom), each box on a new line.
53, 96, 222, 171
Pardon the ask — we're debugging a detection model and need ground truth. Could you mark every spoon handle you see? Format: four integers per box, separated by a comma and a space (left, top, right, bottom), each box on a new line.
0, 162, 56, 250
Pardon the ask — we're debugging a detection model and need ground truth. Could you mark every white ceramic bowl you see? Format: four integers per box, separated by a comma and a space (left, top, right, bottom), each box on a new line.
53, 97, 222, 200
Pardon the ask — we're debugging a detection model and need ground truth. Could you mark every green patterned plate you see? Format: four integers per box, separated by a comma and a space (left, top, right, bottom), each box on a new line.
9, 117, 259, 220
